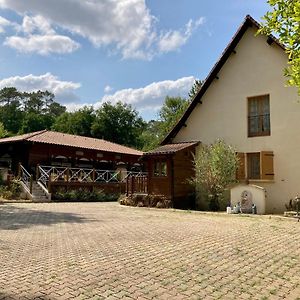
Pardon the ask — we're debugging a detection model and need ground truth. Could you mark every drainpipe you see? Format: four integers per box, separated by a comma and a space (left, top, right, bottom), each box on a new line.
170, 155, 175, 208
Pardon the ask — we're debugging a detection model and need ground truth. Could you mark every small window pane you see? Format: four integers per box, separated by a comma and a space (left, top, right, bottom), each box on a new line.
154, 161, 160, 177
161, 162, 167, 176
247, 153, 260, 179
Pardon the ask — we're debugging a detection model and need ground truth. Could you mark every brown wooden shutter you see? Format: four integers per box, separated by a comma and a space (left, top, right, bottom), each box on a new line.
236, 152, 246, 180
261, 151, 274, 180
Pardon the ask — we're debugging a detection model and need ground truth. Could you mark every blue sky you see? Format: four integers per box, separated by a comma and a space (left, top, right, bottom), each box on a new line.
0, 0, 270, 120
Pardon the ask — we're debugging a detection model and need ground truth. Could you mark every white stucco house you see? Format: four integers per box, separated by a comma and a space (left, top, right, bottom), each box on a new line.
162, 15, 300, 213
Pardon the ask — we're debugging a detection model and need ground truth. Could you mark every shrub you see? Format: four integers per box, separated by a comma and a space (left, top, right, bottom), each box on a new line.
52, 188, 119, 202
0, 180, 22, 200
192, 140, 238, 211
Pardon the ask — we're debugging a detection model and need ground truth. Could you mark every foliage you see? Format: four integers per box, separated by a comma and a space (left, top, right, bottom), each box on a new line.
0, 87, 66, 134
91, 101, 146, 148
52, 106, 95, 137
260, 0, 300, 91
0, 122, 8, 138
192, 140, 238, 211
188, 79, 203, 100
157, 96, 190, 140
0, 180, 22, 200
52, 188, 119, 202
140, 120, 162, 151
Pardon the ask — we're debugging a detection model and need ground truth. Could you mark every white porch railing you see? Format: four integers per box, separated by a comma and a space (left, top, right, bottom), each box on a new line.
37, 165, 147, 191
18, 164, 33, 194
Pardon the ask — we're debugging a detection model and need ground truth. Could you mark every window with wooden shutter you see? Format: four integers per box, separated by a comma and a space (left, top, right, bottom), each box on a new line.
261, 151, 274, 180
236, 152, 245, 180
247, 153, 261, 179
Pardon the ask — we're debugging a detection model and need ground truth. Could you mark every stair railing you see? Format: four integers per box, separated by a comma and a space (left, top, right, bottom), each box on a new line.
18, 163, 33, 194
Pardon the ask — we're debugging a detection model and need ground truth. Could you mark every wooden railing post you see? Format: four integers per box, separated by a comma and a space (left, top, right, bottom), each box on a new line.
18, 162, 21, 179
30, 175, 33, 194
36, 164, 40, 181
92, 168, 96, 182
131, 176, 134, 195
48, 173, 52, 193
66, 167, 70, 182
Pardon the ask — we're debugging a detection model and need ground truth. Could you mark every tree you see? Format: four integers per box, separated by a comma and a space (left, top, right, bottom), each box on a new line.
91, 102, 146, 148
0, 122, 8, 138
192, 140, 238, 211
20, 113, 53, 133
188, 79, 202, 100
52, 107, 95, 137
140, 120, 162, 151
260, 0, 300, 91
0, 87, 22, 105
158, 96, 189, 139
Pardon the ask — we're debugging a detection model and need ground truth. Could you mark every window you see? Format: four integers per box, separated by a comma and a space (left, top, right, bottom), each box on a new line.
247, 153, 260, 179
153, 160, 167, 177
236, 151, 274, 181
248, 95, 270, 137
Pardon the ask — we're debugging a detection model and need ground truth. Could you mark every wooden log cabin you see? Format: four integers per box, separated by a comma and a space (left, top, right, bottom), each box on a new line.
0, 130, 143, 196
141, 141, 199, 209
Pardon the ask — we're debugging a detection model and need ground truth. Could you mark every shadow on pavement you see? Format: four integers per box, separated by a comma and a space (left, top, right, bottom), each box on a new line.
0, 204, 94, 230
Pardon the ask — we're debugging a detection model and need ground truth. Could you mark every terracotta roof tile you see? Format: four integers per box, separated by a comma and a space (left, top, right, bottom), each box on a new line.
0, 130, 143, 156
144, 141, 199, 156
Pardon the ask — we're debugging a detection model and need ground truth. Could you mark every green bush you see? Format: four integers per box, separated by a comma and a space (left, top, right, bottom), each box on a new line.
52, 188, 119, 202
0, 180, 22, 200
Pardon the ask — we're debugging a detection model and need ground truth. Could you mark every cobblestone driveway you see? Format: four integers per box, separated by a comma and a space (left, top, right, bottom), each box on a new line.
0, 203, 300, 300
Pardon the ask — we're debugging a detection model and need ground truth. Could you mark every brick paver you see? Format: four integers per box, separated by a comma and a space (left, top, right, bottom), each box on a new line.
0, 203, 300, 299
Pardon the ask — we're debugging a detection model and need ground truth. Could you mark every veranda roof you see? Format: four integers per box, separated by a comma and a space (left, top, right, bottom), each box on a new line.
0, 130, 143, 156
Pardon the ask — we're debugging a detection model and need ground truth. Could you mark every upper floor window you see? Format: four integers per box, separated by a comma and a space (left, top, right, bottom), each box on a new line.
248, 95, 270, 137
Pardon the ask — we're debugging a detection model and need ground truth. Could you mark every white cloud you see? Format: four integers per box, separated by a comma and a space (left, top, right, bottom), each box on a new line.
0, 16, 12, 33
158, 18, 205, 53
104, 85, 113, 94
3, 14, 80, 55
99, 76, 195, 109
0, 0, 204, 59
0, 73, 81, 103
21, 15, 55, 35
4, 34, 80, 55
65, 76, 196, 117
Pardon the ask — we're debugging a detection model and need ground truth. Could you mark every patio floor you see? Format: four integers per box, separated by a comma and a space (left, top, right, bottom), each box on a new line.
0, 202, 300, 299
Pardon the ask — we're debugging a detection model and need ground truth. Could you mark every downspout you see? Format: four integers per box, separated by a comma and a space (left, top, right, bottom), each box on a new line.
170, 154, 175, 208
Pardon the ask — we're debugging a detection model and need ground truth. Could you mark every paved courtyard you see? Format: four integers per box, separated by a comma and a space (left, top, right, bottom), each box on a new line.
0, 203, 300, 300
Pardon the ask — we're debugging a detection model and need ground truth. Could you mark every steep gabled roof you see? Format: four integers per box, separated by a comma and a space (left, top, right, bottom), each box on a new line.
161, 15, 285, 145
143, 141, 199, 156
0, 130, 143, 156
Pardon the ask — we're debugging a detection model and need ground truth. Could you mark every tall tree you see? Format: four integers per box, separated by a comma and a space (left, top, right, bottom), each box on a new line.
260, 0, 300, 91
20, 113, 53, 133
158, 96, 189, 139
140, 120, 162, 151
91, 102, 145, 148
52, 107, 95, 137
188, 79, 203, 100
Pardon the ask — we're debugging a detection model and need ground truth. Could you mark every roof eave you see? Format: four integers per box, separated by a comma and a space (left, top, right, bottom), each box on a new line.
161, 15, 285, 145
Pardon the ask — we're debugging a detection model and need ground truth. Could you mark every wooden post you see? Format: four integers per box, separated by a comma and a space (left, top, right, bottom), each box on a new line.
92, 168, 96, 182
48, 173, 52, 193
36, 164, 40, 181
18, 162, 21, 179
131, 176, 134, 195
66, 167, 70, 182
30, 175, 33, 194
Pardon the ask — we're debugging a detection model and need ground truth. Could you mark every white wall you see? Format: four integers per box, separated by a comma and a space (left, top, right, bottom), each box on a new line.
230, 184, 266, 214
173, 27, 300, 213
